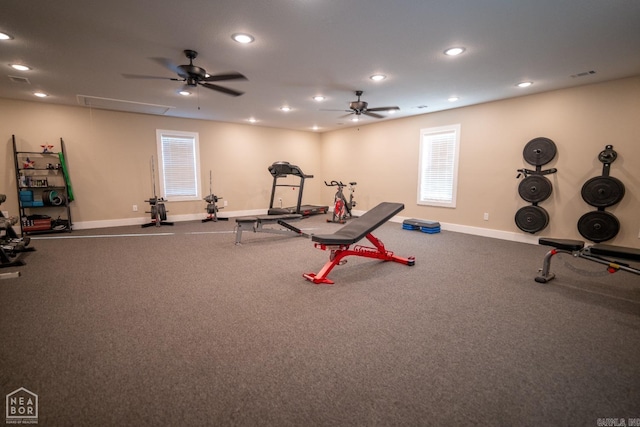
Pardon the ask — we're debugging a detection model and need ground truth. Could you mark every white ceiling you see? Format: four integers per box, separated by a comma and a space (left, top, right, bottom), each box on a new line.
2, 0, 640, 132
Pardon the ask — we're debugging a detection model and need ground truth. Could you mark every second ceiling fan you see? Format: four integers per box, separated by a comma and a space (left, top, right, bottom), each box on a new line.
325, 90, 400, 119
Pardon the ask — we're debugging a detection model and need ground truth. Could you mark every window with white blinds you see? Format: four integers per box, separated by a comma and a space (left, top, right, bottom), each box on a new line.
156, 129, 201, 201
417, 124, 460, 208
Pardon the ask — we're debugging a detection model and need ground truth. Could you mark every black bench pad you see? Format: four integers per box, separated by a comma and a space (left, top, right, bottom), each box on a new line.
539, 238, 585, 251
590, 244, 640, 262
311, 202, 404, 245
236, 214, 302, 223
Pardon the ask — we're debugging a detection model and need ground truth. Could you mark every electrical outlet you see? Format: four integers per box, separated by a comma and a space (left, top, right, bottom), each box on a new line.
483, 212, 489, 221
223, 200, 228, 207
133, 204, 138, 212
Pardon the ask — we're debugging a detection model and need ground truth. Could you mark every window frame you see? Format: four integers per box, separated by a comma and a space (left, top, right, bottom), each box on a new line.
155, 129, 201, 202
417, 124, 461, 208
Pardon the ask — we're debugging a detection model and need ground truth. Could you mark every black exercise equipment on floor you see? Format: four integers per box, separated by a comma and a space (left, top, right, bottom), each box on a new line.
535, 237, 640, 283
267, 161, 328, 216
577, 145, 625, 242
0, 194, 34, 268
202, 170, 227, 222
234, 213, 308, 244
402, 218, 441, 234
515, 137, 558, 233
303, 202, 415, 285
141, 156, 174, 228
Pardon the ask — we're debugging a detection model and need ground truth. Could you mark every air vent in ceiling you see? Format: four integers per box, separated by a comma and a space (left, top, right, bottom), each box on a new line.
8, 75, 31, 84
570, 70, 596, 78
76, 95, 175, 115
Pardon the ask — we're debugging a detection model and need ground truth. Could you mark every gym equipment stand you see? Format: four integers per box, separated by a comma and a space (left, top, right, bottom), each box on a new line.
141, 156, 173, 228
535, 238, 640, 283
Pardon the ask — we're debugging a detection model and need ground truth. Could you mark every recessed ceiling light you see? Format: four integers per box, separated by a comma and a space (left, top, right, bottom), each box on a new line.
516, 81, 533, 88
444, 47, 465, 56
33, 92, 48, 98
232, 33, 255, 44
448, 96, 459, 102
312, 126, 319, 131
179, 90, 191, 96
370, 74, 386, 81
0, 32, 13, 40
10, 64, 31, 71
247, 117, 257, 123
280, 106, 292, 112
387, 109, 397, 114
312, 95, 325, 102
351, 117, 359, 122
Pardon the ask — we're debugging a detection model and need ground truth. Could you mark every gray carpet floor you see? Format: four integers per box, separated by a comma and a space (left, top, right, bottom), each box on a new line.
1, 214, 639, 426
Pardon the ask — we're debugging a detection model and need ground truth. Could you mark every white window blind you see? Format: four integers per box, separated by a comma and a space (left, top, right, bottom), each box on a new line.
417, 124, 460, 208
156, 130, 200, 201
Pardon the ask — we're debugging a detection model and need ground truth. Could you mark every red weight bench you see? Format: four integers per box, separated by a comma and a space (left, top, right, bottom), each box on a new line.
303, 202, 415, 284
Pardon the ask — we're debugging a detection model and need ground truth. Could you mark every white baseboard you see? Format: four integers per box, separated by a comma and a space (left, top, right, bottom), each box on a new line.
72, 209, 268, 230
72, 208, 538, 245
349, 209, 539, 245
391, 214, 538, 246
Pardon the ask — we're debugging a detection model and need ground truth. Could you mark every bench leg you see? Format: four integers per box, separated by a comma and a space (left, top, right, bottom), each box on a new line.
303, 248, 350, 285
235, 221, 255, 245
535, 249, 558, 283
303, 233, 415, 285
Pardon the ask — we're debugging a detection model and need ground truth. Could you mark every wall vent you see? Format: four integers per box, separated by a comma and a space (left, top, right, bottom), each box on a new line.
76, 95, 174, 115
8, 75, 31, 84
570, 70, 596, 78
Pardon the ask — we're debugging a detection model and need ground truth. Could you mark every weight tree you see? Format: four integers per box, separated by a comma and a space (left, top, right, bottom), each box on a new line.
515, 137, 558, 233
141, 156, 174, 228
577, 145, 625, 242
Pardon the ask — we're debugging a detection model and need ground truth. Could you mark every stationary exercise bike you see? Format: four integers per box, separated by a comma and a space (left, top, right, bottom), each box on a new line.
325, 180, 357, 223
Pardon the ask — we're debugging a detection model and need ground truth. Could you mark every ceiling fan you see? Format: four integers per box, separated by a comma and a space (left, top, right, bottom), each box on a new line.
324, 90, 400, 118
124, 49, 247, 97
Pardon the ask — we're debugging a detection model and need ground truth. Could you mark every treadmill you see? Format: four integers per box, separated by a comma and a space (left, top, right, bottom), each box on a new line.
267, 161, 328, 216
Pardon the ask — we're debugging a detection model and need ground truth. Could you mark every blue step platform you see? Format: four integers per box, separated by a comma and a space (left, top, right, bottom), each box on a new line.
402, 218, 441, 234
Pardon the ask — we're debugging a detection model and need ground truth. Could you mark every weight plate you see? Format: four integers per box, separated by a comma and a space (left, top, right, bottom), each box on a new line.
157, 203, 167, 221
518, 175, 552, 203
581, 176, 625, 207
598, 147, 617, 164
515, 206, 549, 234
523, 137, 557, 166
577, 211, 620, 243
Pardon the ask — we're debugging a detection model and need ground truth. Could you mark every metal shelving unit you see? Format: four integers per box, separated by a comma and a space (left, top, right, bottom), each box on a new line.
12, 134, 73, 236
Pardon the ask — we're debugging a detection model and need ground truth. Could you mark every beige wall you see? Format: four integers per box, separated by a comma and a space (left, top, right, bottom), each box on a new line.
1, 101, 322, 224
2, 76, 639, 247
320, 76, 640, 248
